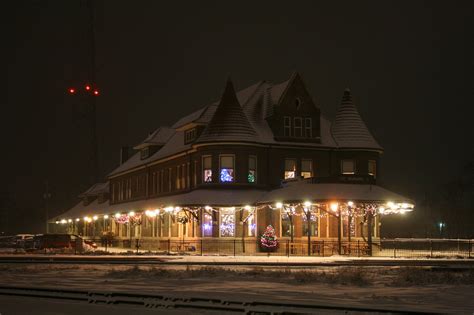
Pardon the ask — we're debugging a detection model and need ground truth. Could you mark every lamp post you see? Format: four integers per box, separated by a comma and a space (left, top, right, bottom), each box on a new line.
43, 181, 51, 233
438, 222, 445, 237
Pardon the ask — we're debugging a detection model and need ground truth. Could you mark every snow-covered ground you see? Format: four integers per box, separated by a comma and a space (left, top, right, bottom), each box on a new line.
0, 262, 473, 313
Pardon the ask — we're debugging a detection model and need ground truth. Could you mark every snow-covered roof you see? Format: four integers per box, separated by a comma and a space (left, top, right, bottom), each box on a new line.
197, 79, 259, 143
54, 182, 412, 220
78, 182, 109, 197
108, 74, 381, 177
133, 127, 175, 150
258, 181, 412, 204
331, 89, 383, 151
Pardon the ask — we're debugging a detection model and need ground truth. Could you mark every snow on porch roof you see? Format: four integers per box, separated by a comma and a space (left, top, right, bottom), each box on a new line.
257, 182, 413, 205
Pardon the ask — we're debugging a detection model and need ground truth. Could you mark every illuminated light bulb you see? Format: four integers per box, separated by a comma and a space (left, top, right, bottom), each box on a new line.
104, 215, 109, 219
76, 218, 80, 222
55, 221, 59, 224
244, 205, 251, 211
387, 201, 394, 208
115, 213, 121, 218
304, 201, 312, 208
348, 201, 354, 207
378, 207, 385, 214
67, 219, 72, 223
93, 90, 99, 95
69, 88, 75, 94
129, 211, 135, 216
85, 85, 91, 91
83, 217, 88, 222
93, 215, 98, 221
275, 202, 283, 209
154, 209, 160, 215
330, 203, 339, 211
165, 207, 174, 212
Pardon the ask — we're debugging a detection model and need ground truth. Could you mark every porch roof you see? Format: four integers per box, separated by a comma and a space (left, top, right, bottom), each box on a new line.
257, 181, 413, 204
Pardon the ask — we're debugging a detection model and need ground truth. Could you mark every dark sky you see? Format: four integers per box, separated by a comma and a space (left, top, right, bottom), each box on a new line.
3, 0, 474, 232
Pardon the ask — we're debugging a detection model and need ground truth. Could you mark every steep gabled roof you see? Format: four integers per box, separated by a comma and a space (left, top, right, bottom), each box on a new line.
196, 79, 258, 143
331, 89, 383, 151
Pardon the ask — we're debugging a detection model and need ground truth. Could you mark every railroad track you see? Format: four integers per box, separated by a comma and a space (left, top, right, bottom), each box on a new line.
0, 285, 434, 314
0, 256, 473, 267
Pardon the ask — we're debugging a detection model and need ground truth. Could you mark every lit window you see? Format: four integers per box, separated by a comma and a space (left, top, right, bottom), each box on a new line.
304, 118, 312, 138
247, 213, 256, 237
202, 211, 213, 237
203, 156, 212, 183
140, 147, 149, 159
248, 155, 257, 183
301, 159, 312, 178
220, 208, 235, 237
219, 155, 234, 183
284, 159, 296, 179
368, 160, 376, 178
294, 117, 302, 137
284, 116, 291, 137
341, 160, 355, 174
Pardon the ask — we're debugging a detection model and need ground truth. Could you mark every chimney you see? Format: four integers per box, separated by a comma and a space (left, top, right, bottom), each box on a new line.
120, 146, 130, 165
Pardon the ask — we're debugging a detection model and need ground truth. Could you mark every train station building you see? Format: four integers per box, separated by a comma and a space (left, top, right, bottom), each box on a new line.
51, 73, 413, 255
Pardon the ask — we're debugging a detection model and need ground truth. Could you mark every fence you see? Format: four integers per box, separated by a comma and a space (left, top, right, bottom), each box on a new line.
90, 238, 473, 258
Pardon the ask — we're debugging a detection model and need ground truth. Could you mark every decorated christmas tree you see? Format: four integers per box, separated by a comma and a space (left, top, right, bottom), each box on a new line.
260, 225, 278, 249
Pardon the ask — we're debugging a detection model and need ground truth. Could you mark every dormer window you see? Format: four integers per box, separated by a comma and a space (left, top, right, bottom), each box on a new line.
140, 147, 149, 159
184, 128, 197, 144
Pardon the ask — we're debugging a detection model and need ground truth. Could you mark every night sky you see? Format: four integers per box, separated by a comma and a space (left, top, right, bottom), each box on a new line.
3, 1, 473, 234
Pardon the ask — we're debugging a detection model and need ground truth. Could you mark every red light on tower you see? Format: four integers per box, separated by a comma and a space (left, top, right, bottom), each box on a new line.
85, 85, 91, 91
93, 90, 99, 96
69, 88, 75, 94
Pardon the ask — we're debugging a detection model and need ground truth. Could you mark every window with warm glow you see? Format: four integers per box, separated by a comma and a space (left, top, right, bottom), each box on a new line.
294, 117, 303, 137
219, 208, 235, 237
302, 212, 318, 237
284, 158, 296, 179
283, 116, 291, 137
248, 155, 257, 183
281, 211, 294, 237
202, 155, 212, 183
341, 159, 355, 174
368, 160, 376, 178
219, 155, 235, 183
301, 159, 312, 178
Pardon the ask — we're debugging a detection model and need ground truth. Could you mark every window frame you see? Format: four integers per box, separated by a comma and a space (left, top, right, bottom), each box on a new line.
301, 159, 312, 178
284, 158, 297, 179
304, 117, 312, 138
368, 160, 377, 178
202, 155, 213, 183
184, 128, 197, 144
219, 154, 235, 183
293, 117, 303, 137
248, 155, 257, 183
341, 159, 356, 175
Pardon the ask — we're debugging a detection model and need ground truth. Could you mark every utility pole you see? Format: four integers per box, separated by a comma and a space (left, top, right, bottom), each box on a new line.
43, 181, 51, 233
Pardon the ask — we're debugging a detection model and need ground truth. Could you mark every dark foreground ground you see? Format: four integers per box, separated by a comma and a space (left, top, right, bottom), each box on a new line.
0, 263, 473, 314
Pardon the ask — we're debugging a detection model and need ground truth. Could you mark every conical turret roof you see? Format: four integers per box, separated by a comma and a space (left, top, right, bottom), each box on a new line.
197, 78, 258, 143
331, 89, 383, 151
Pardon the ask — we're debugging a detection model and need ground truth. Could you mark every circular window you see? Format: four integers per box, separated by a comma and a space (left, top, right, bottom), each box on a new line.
295, 98, 301, 110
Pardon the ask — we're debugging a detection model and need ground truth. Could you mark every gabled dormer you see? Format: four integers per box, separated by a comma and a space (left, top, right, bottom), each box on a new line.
266, 72, 321, 143
133, 127, 175, 160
